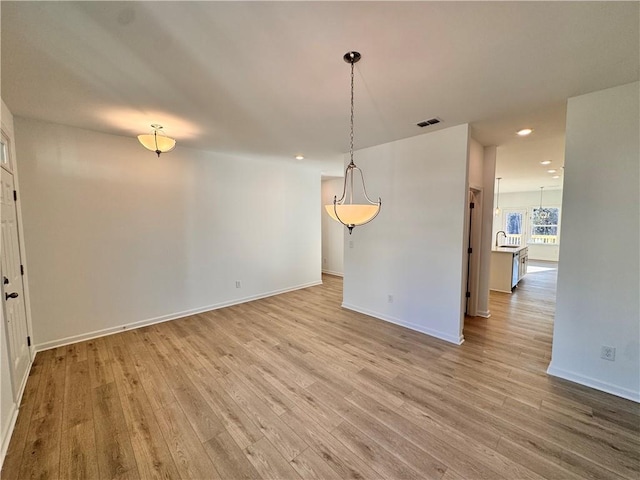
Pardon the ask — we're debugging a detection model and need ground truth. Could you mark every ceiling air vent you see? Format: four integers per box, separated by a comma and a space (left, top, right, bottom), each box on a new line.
417, 118, 441, 128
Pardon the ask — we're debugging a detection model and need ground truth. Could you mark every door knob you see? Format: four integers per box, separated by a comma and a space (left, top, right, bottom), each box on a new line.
5, 292, 18, 300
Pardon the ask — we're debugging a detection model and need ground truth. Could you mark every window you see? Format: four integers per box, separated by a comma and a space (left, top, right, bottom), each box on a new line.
506, 211, 523, 235
503, 210, 524, 245
0, 135, 11, 171
0, 140, 7, 167
531, 207, 559, 244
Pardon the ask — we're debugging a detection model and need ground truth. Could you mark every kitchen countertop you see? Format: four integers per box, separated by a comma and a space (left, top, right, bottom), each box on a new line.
492, 245, 528, 254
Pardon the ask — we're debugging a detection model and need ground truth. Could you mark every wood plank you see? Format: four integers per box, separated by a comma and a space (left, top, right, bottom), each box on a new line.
290, 448, 343, 480
59, 421, 99, 480
1, 349, 49, 478
108, 342, 180, 480
155, 401, 221, 479
62, 360, 92, 431
244, 437, 302, 480
186, 367, 263, 449
204, 430, 261, 480
281, 407, 383, 480
331, 420, 425, 480
86, 337, 115, 388
17, 348, 66, 479
92, 383, 140, 480
217, 373, 308, 461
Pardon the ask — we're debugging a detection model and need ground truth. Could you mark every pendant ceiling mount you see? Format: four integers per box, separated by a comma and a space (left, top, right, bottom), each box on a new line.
325, 51, 381, 234
343, 51, 361, 64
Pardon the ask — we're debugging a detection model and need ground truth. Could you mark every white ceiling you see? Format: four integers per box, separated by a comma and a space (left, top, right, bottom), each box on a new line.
2, 2, 638, 187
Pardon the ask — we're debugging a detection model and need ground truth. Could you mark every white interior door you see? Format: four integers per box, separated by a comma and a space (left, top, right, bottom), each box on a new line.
1, 147, 30, 398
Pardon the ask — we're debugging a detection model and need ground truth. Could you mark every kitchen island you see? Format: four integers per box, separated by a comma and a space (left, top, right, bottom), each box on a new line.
490, 245, 528, 293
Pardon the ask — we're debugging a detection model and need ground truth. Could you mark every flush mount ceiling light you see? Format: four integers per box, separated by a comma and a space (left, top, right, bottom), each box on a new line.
295, 155, 305, 160
540, 160, 551, 165
547, 169, 557, 173
324, 51, 381, 234
494, 177, 502, 216
552, 175, 560, 179
517, 128, 533, 136
138, 124, 176, 157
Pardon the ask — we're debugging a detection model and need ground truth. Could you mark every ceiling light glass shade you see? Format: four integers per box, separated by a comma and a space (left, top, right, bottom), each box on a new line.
326, 162, 381, 234
325, 202, 380, 226
138, 124, 176, 157
324, 51, 381, 234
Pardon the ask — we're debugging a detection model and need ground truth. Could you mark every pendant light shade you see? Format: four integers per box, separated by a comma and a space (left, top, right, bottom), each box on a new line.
538, 186, 549, 219
494, 177, 502, 216
325, 201, 381, 225
324, 51, 381, 234
138, 124, 176, 157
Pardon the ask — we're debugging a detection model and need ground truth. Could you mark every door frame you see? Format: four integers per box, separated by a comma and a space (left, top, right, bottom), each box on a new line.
465, 188, 483, 317
1, 124, 35, 402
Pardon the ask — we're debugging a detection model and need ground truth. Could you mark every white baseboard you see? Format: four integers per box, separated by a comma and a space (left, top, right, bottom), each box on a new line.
342, 303, 464, 345
1, 354, 33, 470
35, 280, 322, 352
321, 269, 343, 277
0, 404, 19, 469
476, 310, 491, 318
547, 363, 640, 403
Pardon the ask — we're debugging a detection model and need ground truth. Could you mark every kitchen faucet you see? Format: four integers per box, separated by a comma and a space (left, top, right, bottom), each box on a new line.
495, 230, 507, 247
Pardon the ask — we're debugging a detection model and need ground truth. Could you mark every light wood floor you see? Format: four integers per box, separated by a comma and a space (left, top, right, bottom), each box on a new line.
3, 263, 639, 479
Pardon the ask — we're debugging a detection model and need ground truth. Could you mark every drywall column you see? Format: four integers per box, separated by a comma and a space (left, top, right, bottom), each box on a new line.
548, 82, 639, 401
342, 124, 470, 344
477, 145, 496, 317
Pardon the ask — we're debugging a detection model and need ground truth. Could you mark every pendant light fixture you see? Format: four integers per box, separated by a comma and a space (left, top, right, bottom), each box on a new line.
324, 51, 381, 234
138, 124, 176, 157
538, 186, 549, 219
494, 177, 502, 216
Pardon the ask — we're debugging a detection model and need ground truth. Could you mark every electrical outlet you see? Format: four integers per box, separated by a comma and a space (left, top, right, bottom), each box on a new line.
235, 281, 242, 289
323, 258, 327, 265
601, 346, 616, 361
349, 240, 354, 249
388, 294, 394, 303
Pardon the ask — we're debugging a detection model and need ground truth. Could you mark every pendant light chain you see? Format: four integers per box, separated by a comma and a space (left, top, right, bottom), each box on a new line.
349, 56, 355, 167
323, 51, 381, 234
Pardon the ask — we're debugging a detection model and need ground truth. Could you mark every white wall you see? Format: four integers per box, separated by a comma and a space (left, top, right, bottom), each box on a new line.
321, 177, 344, 276
492, 189, 563, 261
548, 82, 639, 402
343, 124, 470, 344
14, 118, 322, 350
468, 138, 484, 188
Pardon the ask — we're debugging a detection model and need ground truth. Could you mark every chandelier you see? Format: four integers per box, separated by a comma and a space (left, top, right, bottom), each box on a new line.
325, 51, 381, 234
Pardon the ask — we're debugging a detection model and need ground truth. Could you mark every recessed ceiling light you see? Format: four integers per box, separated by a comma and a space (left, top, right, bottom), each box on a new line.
517, 128, 533, 136
547, 169, 557, 173
552, 175, 560, 179
540, 160, 551, 165
295, 155, 304, 160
